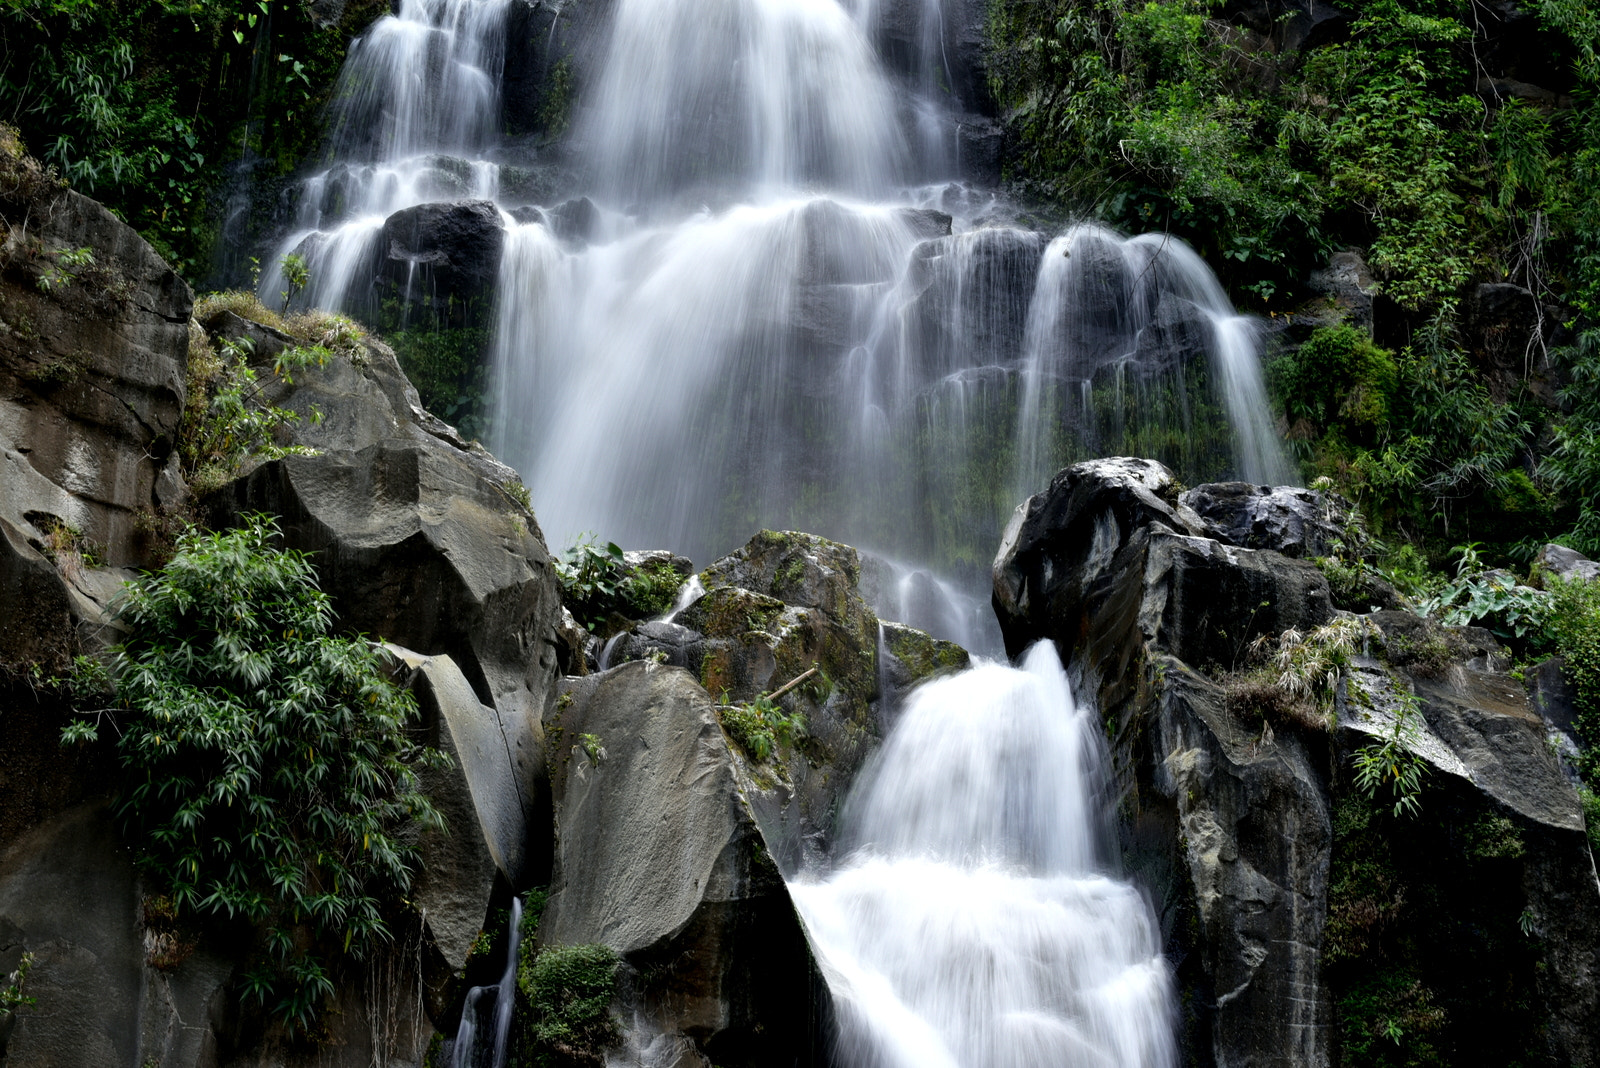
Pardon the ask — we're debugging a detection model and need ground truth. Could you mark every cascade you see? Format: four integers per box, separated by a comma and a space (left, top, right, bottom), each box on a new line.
450, 897, 523, 1068
790, 643, 1176, 1067
261, 0, 1294, 631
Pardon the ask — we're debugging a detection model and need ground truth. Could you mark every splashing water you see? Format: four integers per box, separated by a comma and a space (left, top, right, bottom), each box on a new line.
790, 643, 1176, 1068
262, 0, 1295, 641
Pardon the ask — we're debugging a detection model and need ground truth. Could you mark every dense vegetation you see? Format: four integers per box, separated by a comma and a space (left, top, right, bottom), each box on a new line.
60, 517, 445, 1032
0, 0, 385, 278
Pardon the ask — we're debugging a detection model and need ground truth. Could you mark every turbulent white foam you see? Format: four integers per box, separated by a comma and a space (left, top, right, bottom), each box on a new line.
791, 644, 1177, 1068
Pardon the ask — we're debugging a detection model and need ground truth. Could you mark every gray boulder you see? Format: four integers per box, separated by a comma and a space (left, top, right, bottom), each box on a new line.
542, 661, 816, 1065
0, 146, 190, 569
216, 334, 565, 885
1537, 543, 1600, 584
993, 457, 1600, 1067
1180, 481, 1350, 559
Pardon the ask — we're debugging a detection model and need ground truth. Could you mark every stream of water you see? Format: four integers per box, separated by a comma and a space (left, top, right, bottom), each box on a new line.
262, 0, 1294, 651
791, 643, 1175, 1068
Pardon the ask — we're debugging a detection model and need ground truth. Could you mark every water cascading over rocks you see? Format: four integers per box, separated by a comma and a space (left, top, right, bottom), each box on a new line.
261, 0, 1294, 649
791, 643, 1177, 1068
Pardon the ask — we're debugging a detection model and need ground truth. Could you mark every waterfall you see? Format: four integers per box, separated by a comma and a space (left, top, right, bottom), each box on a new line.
451, 897, 523, 1068
262, 0, 1295, 644
790, 643, 1176, 1067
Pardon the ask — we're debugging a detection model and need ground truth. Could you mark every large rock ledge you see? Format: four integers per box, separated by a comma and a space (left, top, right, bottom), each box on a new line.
994, 457, 1600, 1068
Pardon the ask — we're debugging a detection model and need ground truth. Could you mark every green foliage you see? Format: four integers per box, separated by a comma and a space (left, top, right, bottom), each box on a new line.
181, 335, 327, 495
279, 252, 309, 314
577, 733, 604, 767
1275, 326, 1398, 443
60, 516, 446, 1031
1337, 970, 1446, 1067
385, 324, 492, 441
1352, 691, 1429, 819
1544, 329, 1600, 554
717, 693, 805, 764
1, 952, 35, 1013
1416, 543, 1551, 640
35, 246, 95, 294
555, 537, 626, 631
0, 0, 387, 278
1541, 575, 1600, 784
516, 943, 620, 1068
987, 0, 1600, 315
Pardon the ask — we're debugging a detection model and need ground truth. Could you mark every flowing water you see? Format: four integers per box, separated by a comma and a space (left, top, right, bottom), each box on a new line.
450, 897, 523, 1068
790, 643, 1175, 1068
261, 1, 1212, 1060
262, 0, 1295, 648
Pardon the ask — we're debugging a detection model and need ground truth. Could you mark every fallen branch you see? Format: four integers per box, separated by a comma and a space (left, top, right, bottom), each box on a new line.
766, 666, 818, 702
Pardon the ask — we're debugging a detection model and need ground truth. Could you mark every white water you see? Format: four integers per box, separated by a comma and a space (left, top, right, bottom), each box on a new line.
791, 644, 1176, 1068
263, 0, 1295, 641
451, 897, 522, 1068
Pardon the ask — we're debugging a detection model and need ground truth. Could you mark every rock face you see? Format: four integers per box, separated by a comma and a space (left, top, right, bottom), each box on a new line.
215, 332, 565, 887
1, 144, 190, 572
542, 661, 817, 1067
608, 529, 968, 870
993, 457, 1600, 1068
1180, 481, 1349, 560
378, 199, 505, 321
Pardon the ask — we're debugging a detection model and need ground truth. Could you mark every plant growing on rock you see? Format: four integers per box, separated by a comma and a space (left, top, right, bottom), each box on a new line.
60, 516, 446, 1032
1352, 690, 1429, 819
181, 335, 327, 495
554, 537, 627, 630
517, 942, 620, 1068
718, 692, 806, 764
1229, 617, 1376, 731
1417, 543, 1551, 641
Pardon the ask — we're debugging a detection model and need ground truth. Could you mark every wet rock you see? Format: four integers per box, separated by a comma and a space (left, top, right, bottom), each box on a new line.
386, 646, 514, 973
547, 196, 601, 244
1304, 248, 1378, 331
901, 228, 1046, 369
878, 620, 969, 708
1180, 481, 1350, 559
993, 457, 1600, 1067
542, 662, 816, 1065
378, 199, 505, 317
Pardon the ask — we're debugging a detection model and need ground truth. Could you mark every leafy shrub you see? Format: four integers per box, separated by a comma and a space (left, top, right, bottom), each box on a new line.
555, 538, 627, 631
517, 943, 620, 1068
181, 335, 327, 495
1274, 326, 1398, 444
717, 694, 805, 764
1416, 543, 1551, 641
1352, 690, 1429, 819
61, 516, 445, 1030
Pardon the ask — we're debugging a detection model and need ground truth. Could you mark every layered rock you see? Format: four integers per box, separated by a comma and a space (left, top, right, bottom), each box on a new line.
993, 457, 1600, 1068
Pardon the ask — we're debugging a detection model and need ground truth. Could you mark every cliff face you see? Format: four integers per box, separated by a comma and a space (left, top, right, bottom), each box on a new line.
993, 457, 1600, 1068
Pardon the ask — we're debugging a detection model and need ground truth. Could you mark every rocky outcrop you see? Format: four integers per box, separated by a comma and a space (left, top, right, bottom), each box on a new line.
1, 139, 189, 573
378, 199, 505, 322
993, 457, 1600, 1068
214, 331, 564, 887
543, 661, 817, 1067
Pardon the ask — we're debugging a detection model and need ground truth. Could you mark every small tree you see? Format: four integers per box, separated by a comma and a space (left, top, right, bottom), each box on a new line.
63, 516, 445, 1031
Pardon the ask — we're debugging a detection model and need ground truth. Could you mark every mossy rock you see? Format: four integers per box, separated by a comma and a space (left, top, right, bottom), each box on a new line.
677, 586, 785, 641
881, 621, 970, 686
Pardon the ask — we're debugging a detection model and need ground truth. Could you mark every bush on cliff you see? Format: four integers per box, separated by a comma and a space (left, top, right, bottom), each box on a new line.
61, 515, 446, 1032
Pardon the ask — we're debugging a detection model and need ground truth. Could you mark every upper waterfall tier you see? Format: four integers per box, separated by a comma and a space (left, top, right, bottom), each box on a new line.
583, 0, 907, 200
260, 0, 1295, 647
